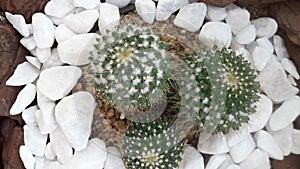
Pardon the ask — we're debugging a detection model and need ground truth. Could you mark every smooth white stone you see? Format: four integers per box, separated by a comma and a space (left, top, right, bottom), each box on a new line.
24, 125, 48, 157
42, 48, 64, 69
36, 47, 51, 63
36, 89, 57, 134
256, 37, 274, 53
258, 56, 298, 103
239, 149, 270, 169
73, 0, 100, 9
229, 134, 255, 163
35, 157, 49, 169
156, 0, 189, 21
64, 10, 99, 34
197, 133, 229, 154
218, 155, 234, 169
104, 147, 126, 169
45, 143, 56, 160
225, 7, 250, 35
20, 145, 35, 169
55, 91, 96, 151
235, 24, 256, 45
281, 58, 300, 79
252, 17, 278, 38
10, 84, 36, 115
174, 3, 207, 32
20, 36, 36, 51
273, 35, 289, 60
44, 0, 74, 18
248, 94, 273, 133
135, 0, 156, 24
226, 125, 249, 147
254, 130, 283, 160
227, 164, 240, 169
205, 153, 227, 169
5, 12, 29, 37
106, 0, 130, 8
6, 62, 40, 86
291, 129, 300, 154
199, 22, 232, 49
288, 74, 297, 86
179, 146, 204, 169
37, 66, 82, 100
206, 5, 227, 21
245, 41, 258, 54
55, 24, 76, 43
197, 131, 211, 144
27, 24, 33, 35
58, 33, 100, 65
266, 124, 293, 156
50, 128, 73, 164
98, 3, 120, 35
231, 37, 244, 50
252, 47, 272, 71
26, 56, 41, 69
45, 161, 69, 169
32, 13, 55, 49
22, 105, 39, 126
71, 138, 107, 169
269, 96, 300, 131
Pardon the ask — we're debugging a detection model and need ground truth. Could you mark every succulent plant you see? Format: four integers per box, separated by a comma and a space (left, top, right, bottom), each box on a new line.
122, 117, 184, 169
185, 47, 261, 134
89, 25, 173, 111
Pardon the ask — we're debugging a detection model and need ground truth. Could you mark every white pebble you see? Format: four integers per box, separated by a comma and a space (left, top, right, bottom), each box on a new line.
239, 149, 270, 169
20, 36, 36, 51
20, 145, 35, 169
44, 0, 75, 18
36, 47, 51, 63
10, 84, 36, 115
55, 24, 76, 43
104, 147, 126, 169
252, 46, 273, 71
287, 74, 297, 86
235, 24, 256, 45
26, 56, 41, 69
45, 143, 56, 160
27, 24, 33, 35
24, 125, 48, 157
205, 153, 227, 169
50, 128, 73, 164
226, 125, 249, 147
225, 7, 250, 35
42, 48, 64, 69
291, 129, 300, 154
231, 37, 244, 50
229, 134, 255, 163
226, 164, 240, 169
206, 5, 227, 21
156, 0, 189, 21
73, 0, 100, 9
273, 35, 289, 60
5, 12, 29, 37
256, 37, 274, 53
32, 13, 55, 49
6, 62, 40, 86
98, 3, 120, 35
135, 0, 156, 24
22, 105, 39, 126
197, 133, 229, 154
180, 146, 204, 169
218, 155, 234, 169
281, 58, 300, 79
106, 0, 131, 8
252, 17, 278, 38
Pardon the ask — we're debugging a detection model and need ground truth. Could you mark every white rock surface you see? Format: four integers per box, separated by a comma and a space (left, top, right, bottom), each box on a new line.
24, 125, 48, 157
281, 58, 300, 79
239, 149, 270, 169
58, 33, 100, 65
27, 24, 33, 35
225, 7, 250, 35
64, 10, 99, 34
229, 134, 255, 163
50, 128, 73, 164
231, 37, 244, 50
20, 36, 36, 51
174, 3, 207, 32
218, 155, 234, 169
36, 89, 57, 134
22, 105, 39, 126
235, 24, 256, 45
32, 13, 55, 49
252, 17, 278, 38
104, 147, 126, 169
227, 164, 240, 169
10, 84, 36, 115
180, 146, 204, 169
42, 48, 64, 69
205, 153, 227, 169
135, 0, 156, 24
106, 0, 130, 8
291, 129, 300, 154
273, 35, 289, 60
197, 133, 229, 154
55, 24, 77, 43
206, 5, 227, 21
37, 66, 82, 100
73, 0, 100, 9
156, 0, 189, 21
45, 143, 56, 160
70, 138, 107, 169
288, 74, 297, 86
226, 126, 249, 147
55, 91, 96, 151
254, 130, 283, 160
199, 22, 232, 49
252, 46, 272, 71
5, 12, 29, 37
36, 47, 51, 63
98, 3, 120, 35
245, 41, 258, 54
269, 96, 300, 131
248, 94, 273, 133
258, 56, 298, 103
20, 145, 35, 169
266, 124, 293, 156
6, 62, 40, 86
256, 37, 274, 53
26, 56, 41, 69
44, 0, 74, 17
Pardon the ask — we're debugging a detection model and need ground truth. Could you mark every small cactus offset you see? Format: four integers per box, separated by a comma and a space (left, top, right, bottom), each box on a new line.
185, 47, 261, 134
89, 25, 172, 111
122, 117, 184, 169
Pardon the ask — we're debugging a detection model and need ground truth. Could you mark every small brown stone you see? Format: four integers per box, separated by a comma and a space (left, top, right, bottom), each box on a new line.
200, 0, 236, 7
272, 154, 300, 169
